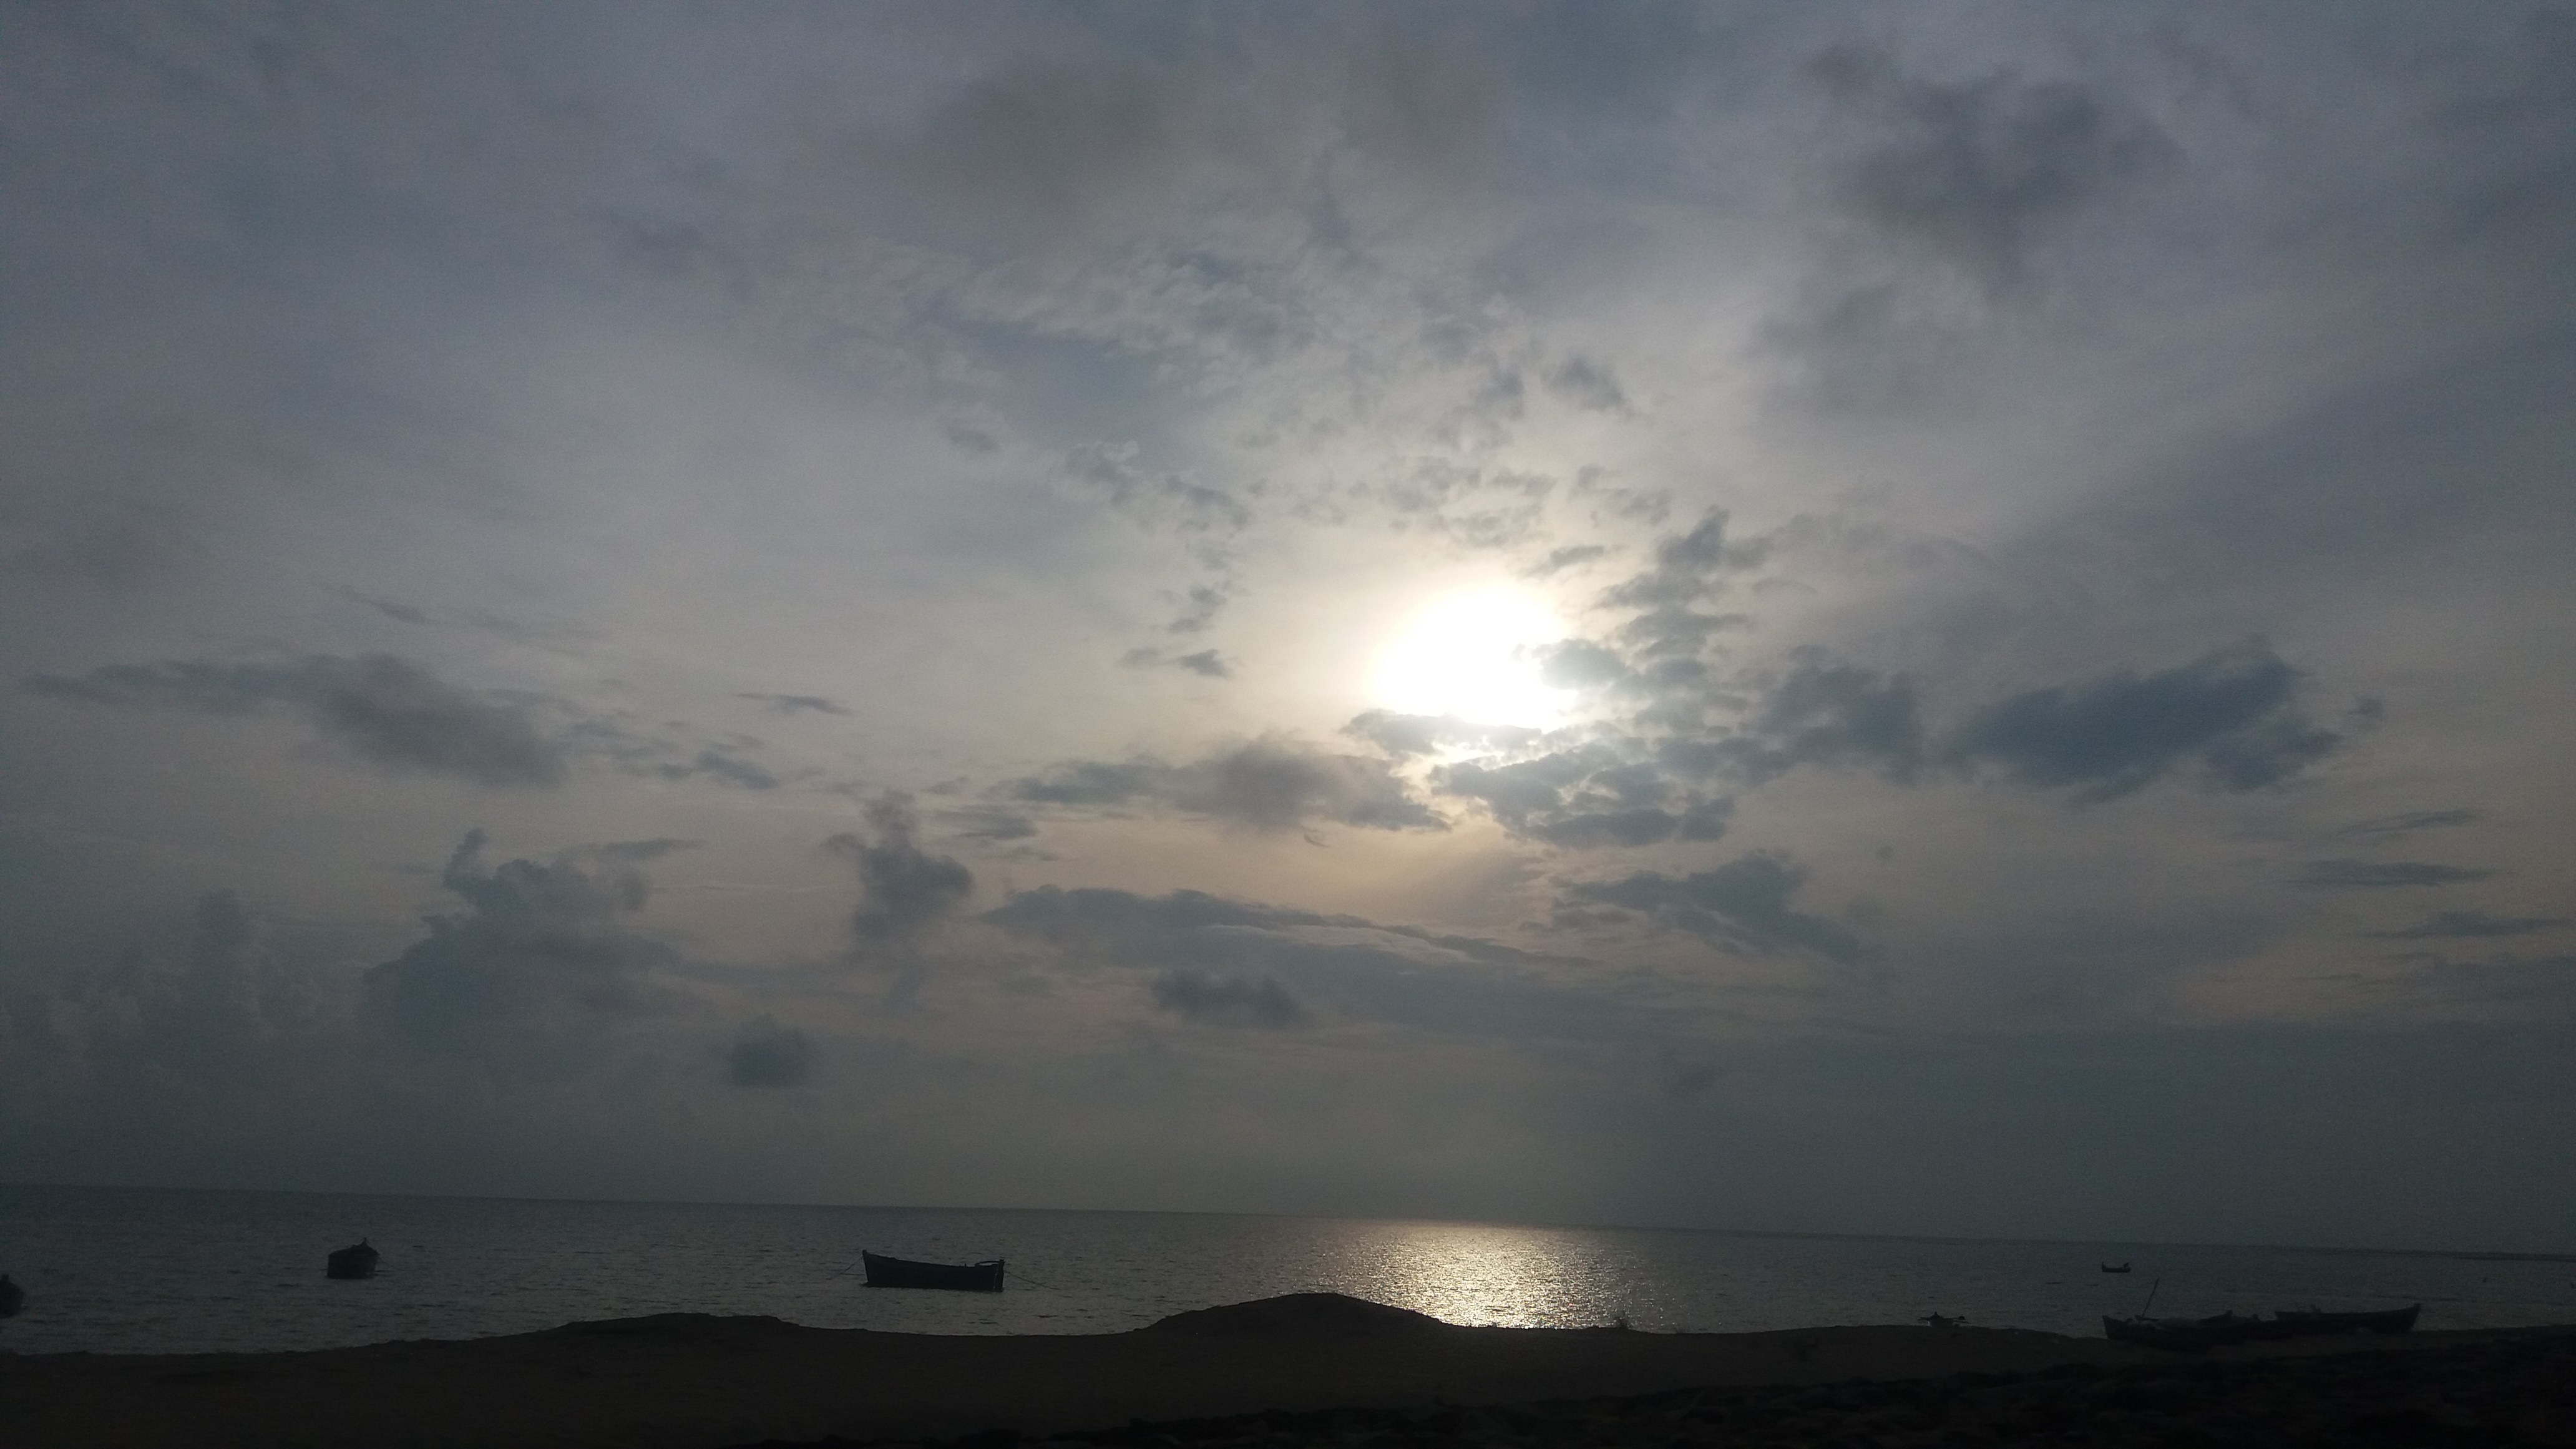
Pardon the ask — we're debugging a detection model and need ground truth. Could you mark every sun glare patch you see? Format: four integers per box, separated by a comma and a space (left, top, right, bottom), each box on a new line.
1371, 589, 1569, 729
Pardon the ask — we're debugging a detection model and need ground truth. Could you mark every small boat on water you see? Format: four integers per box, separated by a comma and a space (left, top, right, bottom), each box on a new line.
325, 1239, 380, 1280
860, 1250, 1004, 1292
2100, 1262, 2132, 1273
0, 1272, 24, 1318
2274, 1304, 2420, 1335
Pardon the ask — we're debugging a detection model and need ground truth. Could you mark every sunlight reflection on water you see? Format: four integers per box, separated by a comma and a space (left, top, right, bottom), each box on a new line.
4, 1186, 2569, 1354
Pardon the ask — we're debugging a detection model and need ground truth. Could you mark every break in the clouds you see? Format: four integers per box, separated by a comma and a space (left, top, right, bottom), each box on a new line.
2, 2, 2571, 1249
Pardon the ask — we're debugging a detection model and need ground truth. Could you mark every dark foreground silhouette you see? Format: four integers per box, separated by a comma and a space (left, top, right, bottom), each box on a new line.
728, 1329, 2576, 1449
9, 1292, 2571, 1449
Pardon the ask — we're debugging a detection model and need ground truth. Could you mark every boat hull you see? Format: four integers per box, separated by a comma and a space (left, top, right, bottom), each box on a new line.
324, 1244, 379, 1280
2273, 1304, 2421, 1335
861, 1251, 1004, 1292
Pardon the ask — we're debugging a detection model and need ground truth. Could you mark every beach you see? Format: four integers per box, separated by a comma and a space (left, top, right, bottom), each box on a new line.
9, 1294, 2570, 1449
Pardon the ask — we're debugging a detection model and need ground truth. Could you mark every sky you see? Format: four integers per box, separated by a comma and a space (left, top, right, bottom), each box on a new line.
4, 2, 2572, 1252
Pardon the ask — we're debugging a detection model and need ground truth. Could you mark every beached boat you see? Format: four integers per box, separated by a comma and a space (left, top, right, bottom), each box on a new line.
2273, 1304, 2420, 1335
0, 1272, 24, 1317
325, 1239, 380, 1280
861, 1250, 1005, 1292
2102, 1311, 2293, 1351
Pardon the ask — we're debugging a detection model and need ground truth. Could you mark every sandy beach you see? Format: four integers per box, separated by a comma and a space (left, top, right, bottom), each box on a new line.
9, 1294, 2571, 1449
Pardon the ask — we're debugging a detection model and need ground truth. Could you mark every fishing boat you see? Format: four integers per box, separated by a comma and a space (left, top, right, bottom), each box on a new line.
2274, 1304, 2420, 1335
0, 1272, 24, 1317
324, 1239, 380, 1280
2100, 1262, 2132, 1273
2103, 1310, 2293, 1351
860, 1250, 1004, 1292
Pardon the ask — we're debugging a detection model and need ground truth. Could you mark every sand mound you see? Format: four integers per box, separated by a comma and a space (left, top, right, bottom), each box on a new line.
1142, 1292, 1448, 1337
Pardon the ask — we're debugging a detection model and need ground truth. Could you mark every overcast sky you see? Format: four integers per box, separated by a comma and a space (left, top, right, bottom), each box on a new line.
5, 2, 2572, 1252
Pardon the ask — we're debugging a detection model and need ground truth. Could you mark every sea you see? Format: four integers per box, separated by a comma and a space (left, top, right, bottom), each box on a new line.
2, 1183, 2569, 1357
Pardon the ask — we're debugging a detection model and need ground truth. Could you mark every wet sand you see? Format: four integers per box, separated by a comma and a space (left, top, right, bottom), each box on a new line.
7, 1294, 2569, 1449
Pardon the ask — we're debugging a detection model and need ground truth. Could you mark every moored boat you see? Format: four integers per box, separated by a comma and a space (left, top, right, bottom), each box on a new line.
2104, 1311, 2290, 1352
0, 1272, 24, 1317
2100, 1262, 2132, 1273
324, 1239, 380, 1280
2274, 1303, 2420, 1335
860, 1249, 1005, 1292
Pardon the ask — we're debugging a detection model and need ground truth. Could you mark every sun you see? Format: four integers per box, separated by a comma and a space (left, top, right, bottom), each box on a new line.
1371, 588, 1569, 729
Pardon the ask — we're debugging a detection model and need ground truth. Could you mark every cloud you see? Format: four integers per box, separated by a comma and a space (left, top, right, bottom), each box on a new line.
2338, 809, 2484, 838
1149, 970, 1304, 1029
1173, 649, 1231, 679
1702, 652, 1925, 785
2294, 860, 2504, 889
826, 794, 976, 955
1342, 711, 1543, 759
983, 886, 1652, 1043
1943, 640, 2339, 801
659, 749, 779, 791
735, 693, 851, 716
1437, 745, 1730, 850
1542, 355, 1627, 412
1555, 853, 1861, 964
1007, 738, 1441, 834
727, 1018, 814, 1088
940, 806, 1037, 842
364, 832, 681, 1061
2371, 911, 2569, 940
1810, 46, 2175, 290
27, 654, 567, 786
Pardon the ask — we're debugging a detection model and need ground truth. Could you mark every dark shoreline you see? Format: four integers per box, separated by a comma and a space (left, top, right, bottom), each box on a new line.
763, 1329, 2575, 1449
10, 1294, 2572, 1449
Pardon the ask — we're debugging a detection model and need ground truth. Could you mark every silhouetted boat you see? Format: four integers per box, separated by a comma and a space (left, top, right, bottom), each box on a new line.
2100, 1262, 2132, 1272
324, 1239, 379, 1280
2274, 1304, 2420, 1335
860, 1250, 1004, 1291
2103, 1310, 2293, 1351
0, 1272, 24, 1318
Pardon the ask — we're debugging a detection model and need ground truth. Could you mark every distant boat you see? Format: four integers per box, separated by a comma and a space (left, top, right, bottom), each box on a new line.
860, 1250, 1004, 1292
2100, 1262, 2132, 1273
324, 1239, 380, 1280
0, 1272, 24, 1318
2274, 1304, 2420, 1335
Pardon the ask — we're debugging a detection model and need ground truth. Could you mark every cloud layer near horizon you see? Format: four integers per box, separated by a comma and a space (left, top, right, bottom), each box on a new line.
3, 2, 2571, 1250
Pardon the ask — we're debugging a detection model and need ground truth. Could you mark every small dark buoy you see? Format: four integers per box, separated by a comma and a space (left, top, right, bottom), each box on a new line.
325, 1238, 381, 1280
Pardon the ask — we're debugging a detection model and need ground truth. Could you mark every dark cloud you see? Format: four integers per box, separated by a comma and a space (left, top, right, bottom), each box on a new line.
727, 1018, 814, 1088
1173, 649, 1231, 679
1598, 507, 1750, 612
826, 795, 975, 955
735, 693, 851, 717
1008, 739, 1440, 834
1342, 711, 1542, 759
1149, 970, 1304, 1029
657, 749, 779, 791
1810, 46, 2175, 290
2295, 860, 2504, 890
2338, 809, 2484, 838
1523, 544, 1611, 577
1556, 853, 1861, 964
1943, 640, 2339, 801
1542, 356, 1627, 412
1703, 652, 1924, 785
940, 806, 1038, 842
27, 654, 566, 786
984, 887, 1649, 1043
2371, 911, 2569, 940
1437, 744, 1730, 850
364, 832, 680, 1061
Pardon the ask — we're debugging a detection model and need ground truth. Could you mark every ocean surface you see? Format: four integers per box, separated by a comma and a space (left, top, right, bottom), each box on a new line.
1, 1183, 2569, 1356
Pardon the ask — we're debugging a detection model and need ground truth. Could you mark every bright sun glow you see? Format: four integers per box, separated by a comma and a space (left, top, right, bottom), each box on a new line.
1372, 588, 1569, 728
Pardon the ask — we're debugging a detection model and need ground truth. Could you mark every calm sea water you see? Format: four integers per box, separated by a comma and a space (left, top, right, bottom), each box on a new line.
1, 1184, 2569, 1356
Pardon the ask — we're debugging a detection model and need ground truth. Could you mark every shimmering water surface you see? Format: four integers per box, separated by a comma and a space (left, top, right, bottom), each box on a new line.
1, 1183, 2568, 1355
